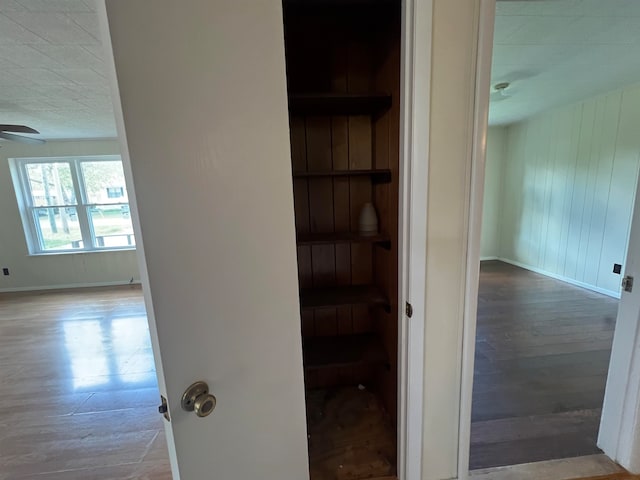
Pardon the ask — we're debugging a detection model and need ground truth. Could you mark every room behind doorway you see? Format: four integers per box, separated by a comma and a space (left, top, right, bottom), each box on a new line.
470, 0, 640, 470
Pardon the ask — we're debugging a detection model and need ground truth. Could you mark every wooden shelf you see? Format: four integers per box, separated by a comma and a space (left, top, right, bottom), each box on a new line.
292, 169, 391, 184
300, 285, 390, 310
288, 93, 392, 116
297, 232, 391, 249
303, 333, 388, 370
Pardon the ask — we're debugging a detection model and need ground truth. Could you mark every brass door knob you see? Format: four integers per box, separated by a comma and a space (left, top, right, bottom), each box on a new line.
181, 381, 217, 418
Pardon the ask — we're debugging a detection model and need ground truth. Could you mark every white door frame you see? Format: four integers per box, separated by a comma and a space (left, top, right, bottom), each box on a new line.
456, 1, 496, 478
397, 0, 432, 478
456, 0, 640, 476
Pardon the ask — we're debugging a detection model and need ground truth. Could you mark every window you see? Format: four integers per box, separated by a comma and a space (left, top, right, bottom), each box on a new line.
11, 156, 136, 254
106, 186, 125, 199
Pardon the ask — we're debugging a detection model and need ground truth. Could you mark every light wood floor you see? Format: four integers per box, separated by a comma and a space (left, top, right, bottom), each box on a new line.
471, 261, 620, 470
0, 286, 170, 479
579, 475, 640, 480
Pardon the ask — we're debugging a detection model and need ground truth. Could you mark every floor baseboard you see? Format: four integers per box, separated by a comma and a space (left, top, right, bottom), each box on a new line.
0, 280, 142, 293
495, 258, 620, 299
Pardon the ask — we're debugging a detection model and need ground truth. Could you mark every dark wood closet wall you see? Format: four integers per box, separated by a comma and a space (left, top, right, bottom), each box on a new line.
284, 3, 401, 423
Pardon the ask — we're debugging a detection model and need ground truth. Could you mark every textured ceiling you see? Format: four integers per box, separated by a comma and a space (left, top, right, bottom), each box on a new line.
490, 0, 640, 126
2, 1, 640, 138
0, 0, 114, 140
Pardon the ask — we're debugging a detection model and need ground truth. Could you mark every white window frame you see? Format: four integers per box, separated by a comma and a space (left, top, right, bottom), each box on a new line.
10, 155, 135, 255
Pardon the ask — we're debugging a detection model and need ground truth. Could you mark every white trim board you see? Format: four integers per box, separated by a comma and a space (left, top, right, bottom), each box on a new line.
398, 0, 432, 478
0, 280, 141, 293
497, 257, 621, 299
457, 0, 495, 478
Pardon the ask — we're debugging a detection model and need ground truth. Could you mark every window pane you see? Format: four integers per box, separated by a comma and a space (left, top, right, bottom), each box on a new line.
89, 205, 135, 248
35, 207, 83, 250
26, 163, 75, 206
81, 161, 128, 205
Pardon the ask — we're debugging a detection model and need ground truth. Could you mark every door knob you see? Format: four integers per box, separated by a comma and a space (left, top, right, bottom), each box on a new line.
181, 381, 217, 417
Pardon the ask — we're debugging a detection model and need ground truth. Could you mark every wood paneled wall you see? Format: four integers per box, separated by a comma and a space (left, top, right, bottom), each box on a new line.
292, 114, 378, 388
498, 84, 640, 296
284, 5, 400, 418
481, 126, 507, 259
372, 23, 400, 425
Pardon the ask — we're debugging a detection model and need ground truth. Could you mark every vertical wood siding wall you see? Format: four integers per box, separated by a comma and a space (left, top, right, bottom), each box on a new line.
481, 126, 507, 259
486, 83, 640, 296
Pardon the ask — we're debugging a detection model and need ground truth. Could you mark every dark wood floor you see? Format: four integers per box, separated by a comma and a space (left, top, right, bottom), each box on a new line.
470, 261, 619, 470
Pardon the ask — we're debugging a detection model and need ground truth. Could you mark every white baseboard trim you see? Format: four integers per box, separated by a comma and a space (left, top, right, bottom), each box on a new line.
479, 256, 499, 261
497, 257, 621, 299
0, 280, 142, 293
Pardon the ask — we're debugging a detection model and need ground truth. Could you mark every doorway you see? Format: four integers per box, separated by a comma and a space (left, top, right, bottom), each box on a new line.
468, 0, 640, 471
282, 1, 402, 477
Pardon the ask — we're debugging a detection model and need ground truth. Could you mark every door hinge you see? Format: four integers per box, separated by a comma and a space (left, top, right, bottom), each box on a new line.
405, 301, 413, 318
623, 275, 634, 293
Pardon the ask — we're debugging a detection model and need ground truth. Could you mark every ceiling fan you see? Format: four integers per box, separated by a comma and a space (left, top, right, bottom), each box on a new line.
0, 125, 46, 145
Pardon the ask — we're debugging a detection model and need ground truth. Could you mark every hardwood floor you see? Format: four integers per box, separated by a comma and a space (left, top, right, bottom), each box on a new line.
469, 454, 637, 480
0, 286, 171, 479
471, 261, 620, 470
0, 286, 397, 480
578, 475, 640, 480
0, 268, 625, 478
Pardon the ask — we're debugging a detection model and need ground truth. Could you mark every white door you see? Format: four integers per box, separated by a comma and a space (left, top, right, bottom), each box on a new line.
99, 1, 310, 479
599, 168, 640, 473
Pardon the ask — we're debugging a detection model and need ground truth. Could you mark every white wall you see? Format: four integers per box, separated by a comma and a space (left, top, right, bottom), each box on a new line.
480, 126, 506, 259
422, 0, 480, 478
496, 83, 640, 297
0, 139, 140, 291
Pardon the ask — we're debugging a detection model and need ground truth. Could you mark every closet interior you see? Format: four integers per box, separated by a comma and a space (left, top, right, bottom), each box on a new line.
283, 1, 402, 478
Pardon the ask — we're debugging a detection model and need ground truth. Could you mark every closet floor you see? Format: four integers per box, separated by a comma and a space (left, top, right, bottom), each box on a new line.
306, 386, 396, 480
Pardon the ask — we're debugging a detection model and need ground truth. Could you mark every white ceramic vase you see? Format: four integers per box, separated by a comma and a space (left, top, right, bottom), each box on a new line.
359, 202, 378, 236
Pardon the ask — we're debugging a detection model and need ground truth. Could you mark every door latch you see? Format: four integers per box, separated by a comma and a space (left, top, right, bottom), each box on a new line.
623, 275, 634, 293
405, 301, 413, 318
158, 395, 170, 422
